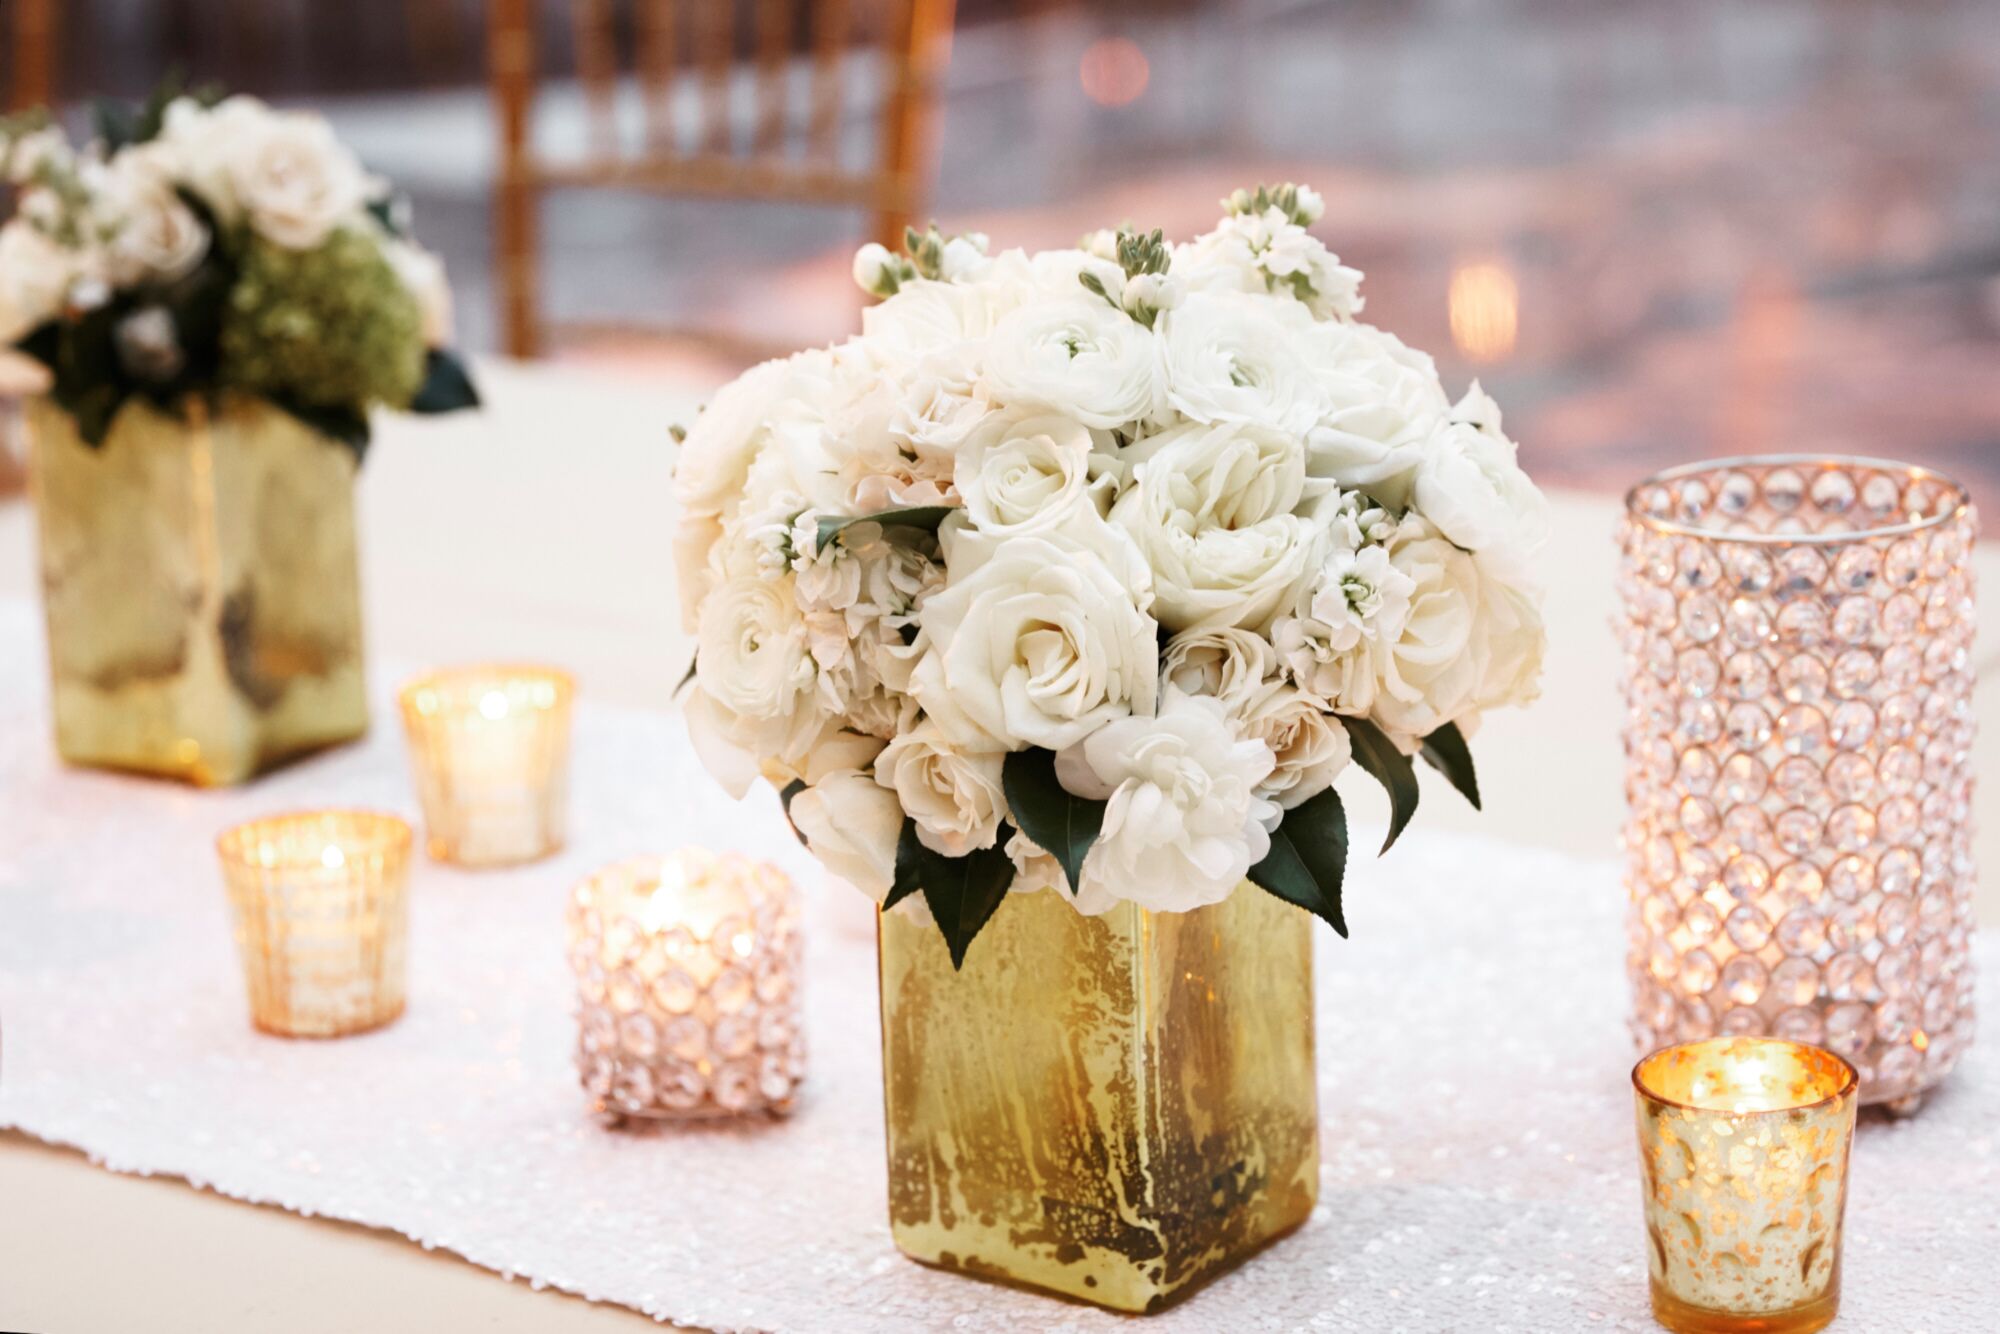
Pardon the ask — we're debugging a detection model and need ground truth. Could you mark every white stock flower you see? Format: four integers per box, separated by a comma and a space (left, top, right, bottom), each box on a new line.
875, 723, 1007, 856
1410, 391, 1549, 579
1159, 626, 1277, 712
1110, 420, 1323, 632
1272, 541, 1416, 710
981, 294, 1166, 430
1057, 692, 1279, 914
0, 218, 83, 342
910, 535, 1158, 752
953, 411, 1096, 540
1160, 290, 1326, 436
1235, 681, 1352, 809
382, 238, 454, 346
789, 770, 904, 902
1305, 323, 1450, 508
852, 241, 897, 294
1174, 209, 1361, 322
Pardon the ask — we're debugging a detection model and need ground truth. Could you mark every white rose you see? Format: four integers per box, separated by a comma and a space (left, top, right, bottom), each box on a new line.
1366, 518, 1485, 738
910, 535, 1158, 752
158, 96, 268, 223
981, 295, 1166, 430
1304, 323, 1450, 508
1160, 290, 1326, 436
1057, 692, 1280, 915
875, 723, 1007, 856
861, 272, 1013, 353
953, 411, 1096, 540
1472, 576, 1546, 716
688, 576, 819, 795
1410, 394, 1549, 580
223, 107, 369, 249
789, 770, 904, 902
1160, 626, 1276, 711
0, 219, 82, 342
1272, 540, 1415, 711
891, 351, 996, 455
99, 153, 209, 285
1235, 681, 1352, 809
673, 357, 799, 627
1110, 419, 1324, 632
383, 238, 454, 346
1006, 828, 1065, 896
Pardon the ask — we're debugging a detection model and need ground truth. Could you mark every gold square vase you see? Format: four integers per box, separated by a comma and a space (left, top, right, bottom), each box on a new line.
29, 393, 368, 787
878, 884, 1319, 1314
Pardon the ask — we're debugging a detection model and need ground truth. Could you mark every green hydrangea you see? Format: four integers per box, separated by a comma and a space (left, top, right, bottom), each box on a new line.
219, 227, 424, 411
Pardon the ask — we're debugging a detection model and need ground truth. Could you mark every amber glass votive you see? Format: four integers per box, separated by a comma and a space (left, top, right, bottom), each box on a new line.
1633, 1037, 1859, 1334
568, 850, 804, 1120
398, 665, 574, 866
216, 810, 413, 1037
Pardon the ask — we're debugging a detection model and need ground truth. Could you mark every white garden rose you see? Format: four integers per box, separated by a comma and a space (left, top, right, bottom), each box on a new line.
1471, 577, 1547, 716
222, 108, 369, 249
1160, 289, 1327, 437
789, 770, 904, 902
0, 218, 83, 342
1305, 322, 1450, 508
1110, 420, 1324, 632
673, 357, 798, 626
99, 153, 209, 285
1159, 626, 1276, 712
875, 723, 1007, 856
688, 576, 819, 794
981, 294, 1167, 430
953, 411, 1096, 540
1366, 517, 1486, 739
157, 96, 271, 223
1272, 540, 1416, 711
1057, 692, 1280, 915
1410, 387, 1549, 579
1235, 680, 1352, 808
891, 350, 996, 455
1005, 828, 1065, 897
909, 535, 1158, 752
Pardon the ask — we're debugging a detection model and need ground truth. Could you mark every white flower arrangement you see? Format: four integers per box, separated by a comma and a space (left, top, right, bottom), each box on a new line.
675, 184, 1549, 964
0, 83, 475, 452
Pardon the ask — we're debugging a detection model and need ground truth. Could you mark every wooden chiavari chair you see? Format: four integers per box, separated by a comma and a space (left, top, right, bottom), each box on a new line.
487, 0, 957, 358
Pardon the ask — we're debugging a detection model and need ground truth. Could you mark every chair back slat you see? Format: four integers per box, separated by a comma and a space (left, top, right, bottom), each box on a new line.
808, 0, 850, 162
571, 0, 620, 156
698, 0, 735, 155
638, 0, 680, 153
754, 0, 794, 155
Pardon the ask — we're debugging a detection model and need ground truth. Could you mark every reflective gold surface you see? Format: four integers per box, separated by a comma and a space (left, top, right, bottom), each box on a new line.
29, 394, 368, 787
215, 810, 412, 1038
877, 884, 1318, 1314
1633, 1037, 1858, 1334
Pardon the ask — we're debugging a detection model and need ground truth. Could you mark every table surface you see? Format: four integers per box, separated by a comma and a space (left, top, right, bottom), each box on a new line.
1, 359, 1995, 1333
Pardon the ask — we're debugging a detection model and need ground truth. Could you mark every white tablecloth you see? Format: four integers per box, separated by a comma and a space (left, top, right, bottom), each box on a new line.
0, 595, 1994, 1332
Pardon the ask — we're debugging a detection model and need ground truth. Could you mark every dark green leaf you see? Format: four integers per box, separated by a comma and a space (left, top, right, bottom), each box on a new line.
92, 98, 140, 152
672, 656, 697, 697
814, 505, 955, 555
1001, 747, 1103, 895
1247, 786, 1349, 937
890, 819, 1016, 969
1418, 720, 1480, 811
276, 399, 372, 465
408, 348, 481, 415
777, 779, 809, 848
1340, 715, 1419, 854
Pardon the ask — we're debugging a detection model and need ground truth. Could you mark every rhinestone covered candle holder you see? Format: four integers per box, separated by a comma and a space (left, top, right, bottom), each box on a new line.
568, 851, 804, 1120
215, 810, 413, 1037
1618, 457, 1978, 1108
1633, 1037, 1858, 1334
398, 665, 574, 866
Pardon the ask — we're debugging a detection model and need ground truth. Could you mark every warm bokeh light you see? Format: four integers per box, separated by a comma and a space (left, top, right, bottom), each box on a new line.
1448, 258, 1519, 364
1079, 38, 1149, 107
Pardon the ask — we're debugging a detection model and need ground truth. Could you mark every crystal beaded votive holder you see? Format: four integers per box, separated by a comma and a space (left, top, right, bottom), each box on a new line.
568, 850, 804, 1120
215, 810, 413, 1037
1618, 456, 1978, 1108
397, 665, 574, 866
1633, 1037, 1858, 1334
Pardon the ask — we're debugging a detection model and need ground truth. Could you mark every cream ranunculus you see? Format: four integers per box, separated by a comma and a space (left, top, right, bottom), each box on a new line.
1235, 680, 1352, 809
1305, 322, 1450, 508
980, 294, 1166, 430
1159, 625, 1276, 712
875, 723, 1007, 856
788, 769, 904, 902
1110, 419, 1324, 632
1057, 692, 1279, 915
909, 535, 1158, 752
688, 575, 820, 795
1159, 289, 1327, 437
953, 410, 1096, 540
1410, 388, 1549, 580
223, 107, 369, 249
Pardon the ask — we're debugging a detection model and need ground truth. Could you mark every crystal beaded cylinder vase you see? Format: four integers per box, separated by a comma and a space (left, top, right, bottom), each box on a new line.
1618, 457, 1978, 1107
568, 852, 804, 1119
878, 883, 1319, 1314
398, 665, 575, 866
215, 810, 413, 1037
1633, 1037, 1858, 1334
29, 394, 369, 786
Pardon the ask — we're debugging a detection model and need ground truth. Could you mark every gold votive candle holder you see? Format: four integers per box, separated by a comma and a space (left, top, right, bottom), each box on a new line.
398, 665, 575, 866
216, 810, 413, 1038
568, 850, 804, 1120
1633, 1037, 1859, 1334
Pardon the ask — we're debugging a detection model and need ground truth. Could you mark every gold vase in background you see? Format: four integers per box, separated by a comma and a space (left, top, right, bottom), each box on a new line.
28, 394, 369, 786
877, 884, 1319, 1314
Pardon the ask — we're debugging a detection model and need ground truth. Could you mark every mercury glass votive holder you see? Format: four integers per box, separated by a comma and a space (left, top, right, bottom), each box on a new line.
397, 665, 574, 866
1618, 457, 1978, 1109
1633, 1037, 1859, 1334
215, 810, 413, 1037
568, 850, 804, 1120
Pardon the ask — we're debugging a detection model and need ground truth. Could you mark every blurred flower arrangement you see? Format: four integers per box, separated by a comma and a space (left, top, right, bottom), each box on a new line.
0, 83, 476, 454
674, 184, 1549, 964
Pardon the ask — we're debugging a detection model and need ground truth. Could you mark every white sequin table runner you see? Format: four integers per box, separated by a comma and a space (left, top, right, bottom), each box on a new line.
0, 600, 1994, 1332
